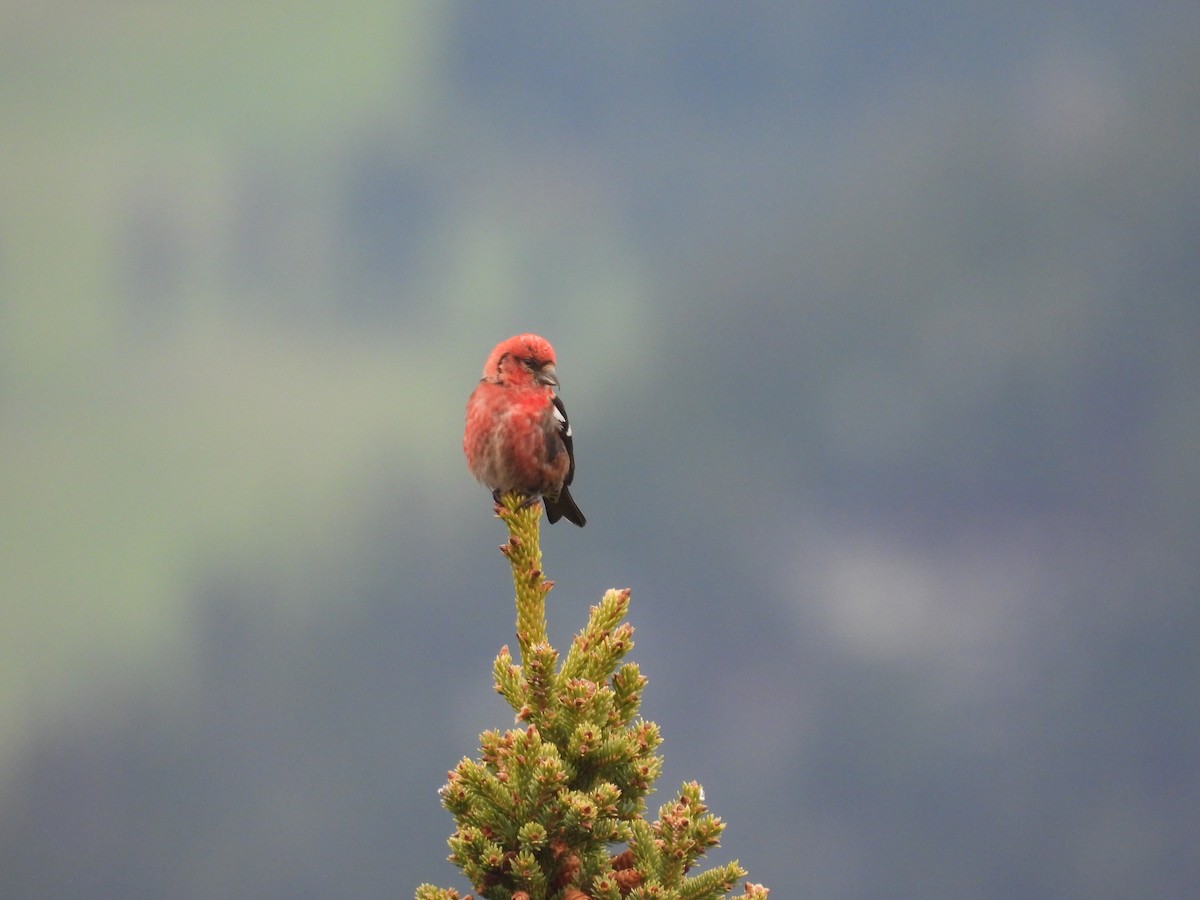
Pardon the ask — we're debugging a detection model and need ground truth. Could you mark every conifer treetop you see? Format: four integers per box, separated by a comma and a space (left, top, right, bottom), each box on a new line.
416, 494, 769, 900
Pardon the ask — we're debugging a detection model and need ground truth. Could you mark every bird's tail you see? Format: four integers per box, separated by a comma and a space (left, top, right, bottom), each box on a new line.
544, 485, 586, 527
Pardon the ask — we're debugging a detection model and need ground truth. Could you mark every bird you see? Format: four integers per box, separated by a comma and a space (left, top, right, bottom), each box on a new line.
464, 334, 586, 526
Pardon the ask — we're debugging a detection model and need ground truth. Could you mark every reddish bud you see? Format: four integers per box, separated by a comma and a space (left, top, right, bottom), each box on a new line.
611, 849, 635, 869
614, 868, 643, 891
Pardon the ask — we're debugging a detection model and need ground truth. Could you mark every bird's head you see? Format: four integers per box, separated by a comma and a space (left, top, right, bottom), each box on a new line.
482, 333, 560, 388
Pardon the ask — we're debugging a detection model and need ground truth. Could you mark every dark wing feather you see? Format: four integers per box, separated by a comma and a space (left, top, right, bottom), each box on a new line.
551, 395, 576, 486
546, 394, 585, 526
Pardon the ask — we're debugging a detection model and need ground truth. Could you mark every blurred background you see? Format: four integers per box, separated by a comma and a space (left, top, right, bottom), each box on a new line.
2, 3, 1198, 897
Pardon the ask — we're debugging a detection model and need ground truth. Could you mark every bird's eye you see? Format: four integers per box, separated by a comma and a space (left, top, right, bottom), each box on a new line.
521, 357, 538, 368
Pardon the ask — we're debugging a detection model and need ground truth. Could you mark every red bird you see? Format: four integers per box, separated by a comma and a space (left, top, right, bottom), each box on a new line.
464, 334, 586, 526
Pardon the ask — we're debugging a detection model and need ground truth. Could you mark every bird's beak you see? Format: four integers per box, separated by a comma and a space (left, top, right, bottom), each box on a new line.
535, 365, 559, 388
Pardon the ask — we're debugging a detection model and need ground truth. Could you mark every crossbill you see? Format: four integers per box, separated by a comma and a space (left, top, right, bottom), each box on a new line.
464, 334, 586, 526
